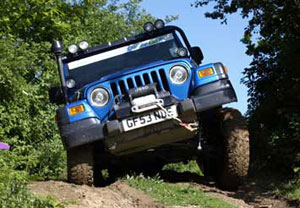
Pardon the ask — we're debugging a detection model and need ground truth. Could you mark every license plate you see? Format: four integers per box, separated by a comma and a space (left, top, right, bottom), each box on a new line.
122, 105, 178, 132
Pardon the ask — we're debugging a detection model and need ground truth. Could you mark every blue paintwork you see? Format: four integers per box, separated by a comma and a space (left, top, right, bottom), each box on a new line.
64, 58, 223, 123
65, 100, 98, 123
191, 63, 219, 92
63, 64, 69, 78
83, 59, 193, 99
85, 82, 115, 121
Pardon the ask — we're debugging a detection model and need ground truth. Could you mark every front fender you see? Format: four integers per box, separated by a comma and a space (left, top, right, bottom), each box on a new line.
190, 62, 237, 112
190, 62, 228, 91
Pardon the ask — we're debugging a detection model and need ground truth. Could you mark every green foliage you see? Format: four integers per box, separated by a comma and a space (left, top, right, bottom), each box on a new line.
193, 0, 300, 175
0, 0, 158, 204
123, 174, 235, 208
163, 160, 203, 176
0, 37, 65, 178
275, 178, 300, 200
0, 0, 155, 179
0, 152, 62, 208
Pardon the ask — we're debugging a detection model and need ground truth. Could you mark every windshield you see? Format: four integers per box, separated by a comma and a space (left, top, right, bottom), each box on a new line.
65, 33, 182, 88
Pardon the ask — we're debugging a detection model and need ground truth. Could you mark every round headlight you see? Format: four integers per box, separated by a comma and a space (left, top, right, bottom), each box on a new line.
143, 22, 154, 32
90, 88, 110, 107
68, 44, 78, 54
154, 19, 165, 29
66, 79, 76, 88
169, 65, 189, 84
79, 41, 89, 50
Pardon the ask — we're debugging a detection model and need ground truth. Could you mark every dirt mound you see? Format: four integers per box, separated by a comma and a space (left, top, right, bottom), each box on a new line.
29, 180, 164, 208
29, 175, 299, 208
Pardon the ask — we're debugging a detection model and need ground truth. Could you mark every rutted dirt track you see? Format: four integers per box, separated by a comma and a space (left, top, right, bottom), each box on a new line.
29, 180, 164, 208
29, 173, 300, 208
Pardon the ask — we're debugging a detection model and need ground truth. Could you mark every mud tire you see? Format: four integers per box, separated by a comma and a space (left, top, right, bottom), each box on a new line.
199, 108, 249, 190
216, 108, 249, 190
67, 144, 104, 186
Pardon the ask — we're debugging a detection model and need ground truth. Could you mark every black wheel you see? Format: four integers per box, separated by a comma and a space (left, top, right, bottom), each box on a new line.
198, 108, 250, 190
67, 144, 104, 186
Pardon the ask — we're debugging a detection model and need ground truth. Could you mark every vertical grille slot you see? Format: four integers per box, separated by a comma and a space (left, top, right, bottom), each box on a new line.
110, 68, 171, 97
143, 73, 151, 85
159, 69, 170, 91
151, 71, 161, 91
111, 82, 119, 96
135, 76, 142, 87
118, 80, 126, 95
127, 78, 134, 89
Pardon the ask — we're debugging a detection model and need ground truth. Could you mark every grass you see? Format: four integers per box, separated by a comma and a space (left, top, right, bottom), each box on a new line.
123, 160, 235, 208
163, 160, 203, 176
277, 179, 300, 200
251, 172, 300, 201
123, 174, 235, 208
0, 156, 63, 208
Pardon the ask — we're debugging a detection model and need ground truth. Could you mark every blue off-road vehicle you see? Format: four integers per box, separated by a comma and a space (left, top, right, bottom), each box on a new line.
50, 20, 249, 190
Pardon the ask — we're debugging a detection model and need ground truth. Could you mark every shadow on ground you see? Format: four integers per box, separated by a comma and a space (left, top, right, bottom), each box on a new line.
146, 170, 300, 208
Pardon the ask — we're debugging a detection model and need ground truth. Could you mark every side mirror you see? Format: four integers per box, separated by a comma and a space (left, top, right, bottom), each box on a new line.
49, 86, 65, 105
191, 46, 204, 65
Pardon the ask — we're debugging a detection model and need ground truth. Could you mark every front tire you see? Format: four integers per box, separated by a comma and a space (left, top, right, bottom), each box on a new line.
67, 144, 104, 186
217, 108, 249, 189
199, 108, 250, 190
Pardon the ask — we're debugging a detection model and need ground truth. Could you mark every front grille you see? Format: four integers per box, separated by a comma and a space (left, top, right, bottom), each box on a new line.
110, 69, 170, 97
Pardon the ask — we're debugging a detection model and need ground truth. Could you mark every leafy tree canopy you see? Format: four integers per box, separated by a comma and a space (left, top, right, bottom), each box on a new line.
0, 0, 158, 177
193, 0, 300, 174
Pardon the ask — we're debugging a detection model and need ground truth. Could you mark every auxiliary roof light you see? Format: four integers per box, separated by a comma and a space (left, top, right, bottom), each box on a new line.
143, 22, 155, 32
177, 48, 188, 57
68, 44, 78, 54
66, 79, 76, 89
154, 19, 165, 29
79, 41, 89, 50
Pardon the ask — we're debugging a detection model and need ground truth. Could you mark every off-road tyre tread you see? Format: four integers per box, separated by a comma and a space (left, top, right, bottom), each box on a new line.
69, 163, 94, 186
67, 144, 104, 186
216, 108, 250, 190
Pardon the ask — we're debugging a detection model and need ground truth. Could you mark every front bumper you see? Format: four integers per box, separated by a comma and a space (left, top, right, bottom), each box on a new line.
58, 99, 197, 155
57, 79, 237, 155
192, 79, 237, 112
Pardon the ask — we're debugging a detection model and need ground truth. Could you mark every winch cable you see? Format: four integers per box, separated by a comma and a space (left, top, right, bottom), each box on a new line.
156, 103, 198, 132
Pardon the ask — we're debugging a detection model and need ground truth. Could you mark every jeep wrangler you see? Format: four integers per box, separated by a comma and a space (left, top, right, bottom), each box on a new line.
50, 20, 249, 190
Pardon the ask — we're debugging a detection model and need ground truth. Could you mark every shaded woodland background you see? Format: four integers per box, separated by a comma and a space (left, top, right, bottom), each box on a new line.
194, 0, 300, 176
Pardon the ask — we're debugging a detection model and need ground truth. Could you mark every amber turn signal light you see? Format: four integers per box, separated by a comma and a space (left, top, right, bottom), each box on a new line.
224, 66, 228, 73
198, 68, 214, 78
68, 105, 85, 115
